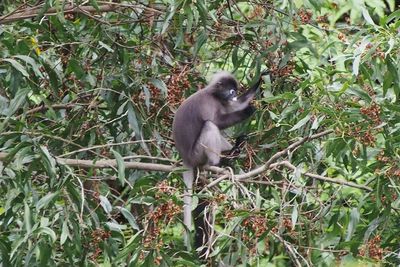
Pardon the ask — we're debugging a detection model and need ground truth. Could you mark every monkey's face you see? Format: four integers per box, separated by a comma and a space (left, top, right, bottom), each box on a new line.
213, 78, 238, 102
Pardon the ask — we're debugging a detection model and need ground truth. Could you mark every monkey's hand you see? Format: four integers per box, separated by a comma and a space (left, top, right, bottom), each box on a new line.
230, 134, 249, 155
244, 105, 256, 116
220, 134, 249, 166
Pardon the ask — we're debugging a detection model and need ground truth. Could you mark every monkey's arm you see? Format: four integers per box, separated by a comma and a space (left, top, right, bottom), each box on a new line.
214, 105, 255, 129
238, 69, 269, 102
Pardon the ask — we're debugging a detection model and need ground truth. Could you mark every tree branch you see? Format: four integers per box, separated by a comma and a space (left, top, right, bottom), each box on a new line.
0, 129, 372, 191
55, 157, 175, 172
0, 4, 117, 24
16, 103, 89, 119
234, 129, 334, 181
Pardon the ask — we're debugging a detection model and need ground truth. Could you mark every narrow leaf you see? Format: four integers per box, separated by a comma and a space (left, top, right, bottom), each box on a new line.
60, 220, 70, 245
362, 7, 376, 26
127, 103, 140, 137
2, 58, 29, 77
151, 79, 167, 95
289, 113, 311, 131
291, 201, 298, 230
345, 208, 360, 241
36, 192, 59, 210
7, 87, 28, 116
112, 149, 125, 185
99, 195, 113, 214
120, 207, 140, 230
36, 227, 57, 243
39, 146, 57, 180
13, 55, 43, 78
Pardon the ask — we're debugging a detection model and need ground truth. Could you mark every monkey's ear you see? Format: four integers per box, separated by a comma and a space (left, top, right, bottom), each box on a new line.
216, 81, 222, 88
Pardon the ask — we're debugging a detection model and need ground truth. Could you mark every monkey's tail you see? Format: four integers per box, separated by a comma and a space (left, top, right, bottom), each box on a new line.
193, 196, 210, 259
183, 168, 194, 249
183, 168, 210, 260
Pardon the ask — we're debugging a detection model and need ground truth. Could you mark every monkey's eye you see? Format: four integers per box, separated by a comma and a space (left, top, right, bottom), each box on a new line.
229, 89, 235, 95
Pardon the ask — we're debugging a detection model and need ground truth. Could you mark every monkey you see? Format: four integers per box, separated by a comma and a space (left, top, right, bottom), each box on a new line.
172, 70, 267, 254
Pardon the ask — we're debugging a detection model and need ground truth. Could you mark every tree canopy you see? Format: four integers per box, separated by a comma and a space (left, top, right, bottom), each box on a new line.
1, 0, 400, 266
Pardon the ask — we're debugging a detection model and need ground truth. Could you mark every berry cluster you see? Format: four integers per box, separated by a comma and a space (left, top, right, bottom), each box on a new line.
298, 9, 312, 24
358, 235, 384, 260
143, 200, 182, 249
360, 102, 381, 124
88, 228, 111, 261
249, 5, 265, 20
270, 63, 295, 77
155, 180, 176, 198
316, 14, 328, 23
167, 67, 191, 107
338, 32, 347, 42
242, 215, 268, 238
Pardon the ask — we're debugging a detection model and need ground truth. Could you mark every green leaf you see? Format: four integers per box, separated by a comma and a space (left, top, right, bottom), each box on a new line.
127, 103, 141, 137
361, 7, 376, 27
24, 201, 32, 233
161, 3, 179, 34
383, 70, 394, 96
263, 92, 296, 103
345, 208, 360, 241
384, 9, 400, 24
42, 61, 60, 93
35, 227, 57, 244
291, 201, 298, 230
120, 207, 140, 230
232, 46, 239, 68
35, 0, 51, 20
99, 41, 114, 52
13, 55, 43, 78
99, 195, 113, 214
67, 59, 85, 78
289, 113, 311, 132
39, 242, 52, 266
106, 222, 127, 231
39, 146, 57, 180
112, 149, 126, 186
193, 30, 207, 56
115, 231, 143, 262
195, 0, 210, 26
363, 216, 385, 242
36, 192, 59, 210
352, 55, 361, 76
7, 87, 28, 116
2, 58, 29, 77
151, 78, 167, 95
60, 220, 70, 245
0, 239, 11, 266
142, 85, 151, 110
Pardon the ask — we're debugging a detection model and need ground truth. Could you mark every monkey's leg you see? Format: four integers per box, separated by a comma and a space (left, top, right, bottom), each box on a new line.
197, 121, 222, 166
220, 135, 233, 152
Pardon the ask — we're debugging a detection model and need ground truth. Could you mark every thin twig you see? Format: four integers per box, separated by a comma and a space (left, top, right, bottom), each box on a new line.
277, 161, 372, 192
16, 103, 89, 119
0, 4, 116, 24
60, 140, 156, 157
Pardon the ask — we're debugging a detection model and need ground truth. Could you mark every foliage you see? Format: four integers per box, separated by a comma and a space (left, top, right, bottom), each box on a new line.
1, 0, 400, 266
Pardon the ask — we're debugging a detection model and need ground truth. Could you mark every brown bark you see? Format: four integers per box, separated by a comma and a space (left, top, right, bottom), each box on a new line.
0, 4, 116, 24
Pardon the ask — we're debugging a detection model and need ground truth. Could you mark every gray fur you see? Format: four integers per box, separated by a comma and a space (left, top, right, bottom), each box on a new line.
172, 71, 262, 249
